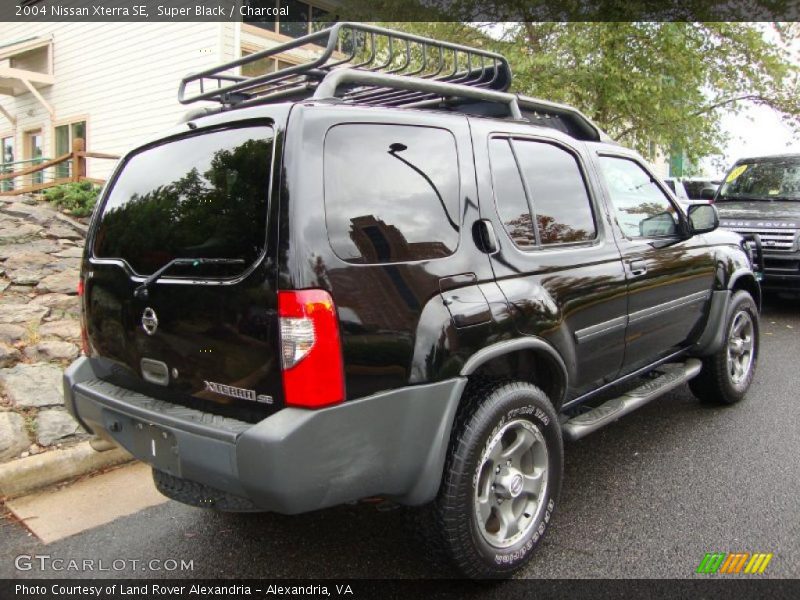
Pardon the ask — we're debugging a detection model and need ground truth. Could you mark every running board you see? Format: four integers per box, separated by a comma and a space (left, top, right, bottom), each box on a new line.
562, 359, 703, 442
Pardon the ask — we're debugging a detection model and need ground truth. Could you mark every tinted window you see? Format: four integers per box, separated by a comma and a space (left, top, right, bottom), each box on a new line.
684, 180, 719, 200
324, 124, 460, 264
489, 138, 536, 248
718, 158, 800, 201
513, 140, 596, 244
94, 126, 273, 276
598, 156, 680, 238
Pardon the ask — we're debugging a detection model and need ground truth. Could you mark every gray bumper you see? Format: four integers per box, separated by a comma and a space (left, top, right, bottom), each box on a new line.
64, 358, 465, 513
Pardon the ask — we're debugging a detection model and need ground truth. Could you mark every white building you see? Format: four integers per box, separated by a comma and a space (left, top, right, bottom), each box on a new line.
0, 2, 337, 181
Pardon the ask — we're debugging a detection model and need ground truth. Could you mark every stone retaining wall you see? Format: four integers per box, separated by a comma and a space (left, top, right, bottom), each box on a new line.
0, 195, 89, 462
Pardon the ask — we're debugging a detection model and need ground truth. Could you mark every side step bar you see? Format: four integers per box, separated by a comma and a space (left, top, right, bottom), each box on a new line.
562, 359, 703, 442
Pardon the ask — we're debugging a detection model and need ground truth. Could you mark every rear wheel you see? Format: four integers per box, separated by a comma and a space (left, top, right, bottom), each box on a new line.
690, 290, 759, 405
418, 380, 563, 578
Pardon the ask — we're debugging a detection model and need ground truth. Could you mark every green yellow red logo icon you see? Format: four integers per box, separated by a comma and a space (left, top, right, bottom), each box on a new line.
696, 552, 773, 574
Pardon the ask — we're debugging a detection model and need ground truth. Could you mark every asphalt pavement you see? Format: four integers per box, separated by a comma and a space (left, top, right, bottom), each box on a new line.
1, 294, 798, 580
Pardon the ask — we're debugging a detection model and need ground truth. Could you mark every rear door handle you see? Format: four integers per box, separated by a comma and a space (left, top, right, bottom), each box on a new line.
627, 259, 648, 277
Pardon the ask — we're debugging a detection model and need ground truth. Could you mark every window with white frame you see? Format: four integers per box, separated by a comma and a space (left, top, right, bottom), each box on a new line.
244, 1, 334, 39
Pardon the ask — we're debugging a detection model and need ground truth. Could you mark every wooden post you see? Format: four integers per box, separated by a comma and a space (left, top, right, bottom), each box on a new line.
72, 137, 86, 182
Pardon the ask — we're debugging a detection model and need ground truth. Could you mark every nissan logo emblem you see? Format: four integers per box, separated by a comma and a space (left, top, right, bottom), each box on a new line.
510, 474, 524, 497
142, 307, 159, 336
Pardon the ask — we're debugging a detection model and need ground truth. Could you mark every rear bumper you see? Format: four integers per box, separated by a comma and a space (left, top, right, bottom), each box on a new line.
64, 357, 465, 513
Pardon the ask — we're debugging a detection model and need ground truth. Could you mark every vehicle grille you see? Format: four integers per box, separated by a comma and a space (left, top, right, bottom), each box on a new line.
726, 228, 798, 252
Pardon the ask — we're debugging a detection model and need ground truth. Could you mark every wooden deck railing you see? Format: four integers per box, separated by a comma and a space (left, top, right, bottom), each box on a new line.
0, 138, 119, 195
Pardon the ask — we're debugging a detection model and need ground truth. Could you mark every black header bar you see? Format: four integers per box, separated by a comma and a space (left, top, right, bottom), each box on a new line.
2, 0, 799, 22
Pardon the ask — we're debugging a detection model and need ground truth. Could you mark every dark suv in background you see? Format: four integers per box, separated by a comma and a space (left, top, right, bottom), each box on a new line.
684, 177, 722, 200
715, 154, 800, 293
63, 24, 761, 578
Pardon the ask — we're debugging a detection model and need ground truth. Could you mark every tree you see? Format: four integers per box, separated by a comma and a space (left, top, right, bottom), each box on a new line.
342, 2, 799, 165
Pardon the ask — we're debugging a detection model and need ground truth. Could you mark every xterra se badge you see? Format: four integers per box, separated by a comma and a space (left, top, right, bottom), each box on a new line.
203, 380, 273, 405
141, 307, 158, 335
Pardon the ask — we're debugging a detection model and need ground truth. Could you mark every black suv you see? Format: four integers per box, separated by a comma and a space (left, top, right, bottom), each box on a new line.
714, 154, 800, 292
63, 24, 761, 578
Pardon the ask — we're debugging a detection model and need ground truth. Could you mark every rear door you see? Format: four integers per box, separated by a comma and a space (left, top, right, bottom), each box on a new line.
471, 120, 629, 397
85, 119, 283, 421
593, 153, 716, 374
280, 104, 496, 400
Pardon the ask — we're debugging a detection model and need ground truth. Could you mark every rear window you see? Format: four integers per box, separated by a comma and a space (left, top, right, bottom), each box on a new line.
324, 123, 460, 264
93, 125, 273, 276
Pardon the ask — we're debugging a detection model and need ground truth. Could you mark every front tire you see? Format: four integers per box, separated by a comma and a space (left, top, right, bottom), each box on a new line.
690, 290, 759, 405
422, 380, 563, 579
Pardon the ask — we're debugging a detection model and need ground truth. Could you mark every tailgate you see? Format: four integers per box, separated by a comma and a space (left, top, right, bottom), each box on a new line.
84, 122, 282, 421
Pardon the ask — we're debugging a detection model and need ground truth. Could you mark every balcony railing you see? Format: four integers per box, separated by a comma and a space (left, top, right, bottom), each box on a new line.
0, 138, 119, 195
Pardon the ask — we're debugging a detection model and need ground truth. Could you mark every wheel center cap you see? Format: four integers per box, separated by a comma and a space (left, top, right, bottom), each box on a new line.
495, 468, 524, 499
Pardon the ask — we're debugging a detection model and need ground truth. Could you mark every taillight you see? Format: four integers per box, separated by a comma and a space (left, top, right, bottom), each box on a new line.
278, 290, 344, 409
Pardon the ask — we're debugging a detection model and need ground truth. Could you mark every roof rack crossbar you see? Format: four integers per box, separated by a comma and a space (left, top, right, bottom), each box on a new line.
345, 51, 496, 106
347, 67, 494, 107
178, 22, 512, 107
312, 68, 523, 120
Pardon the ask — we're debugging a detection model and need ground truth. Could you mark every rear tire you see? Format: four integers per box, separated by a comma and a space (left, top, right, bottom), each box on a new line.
689, 290, 759, 405
415, 380, 563, 579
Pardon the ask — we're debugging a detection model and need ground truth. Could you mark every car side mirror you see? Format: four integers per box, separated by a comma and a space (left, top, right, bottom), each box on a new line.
688, 203, 719, 234
639, 212, 678, 237
699, 187, 716, 200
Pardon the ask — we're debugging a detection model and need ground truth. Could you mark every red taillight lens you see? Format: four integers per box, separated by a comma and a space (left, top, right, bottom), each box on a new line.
278, 290, 344, 409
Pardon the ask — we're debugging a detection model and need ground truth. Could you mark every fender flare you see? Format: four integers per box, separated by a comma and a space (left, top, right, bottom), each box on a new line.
693, 268, 761, 357
460, 337, 569, 406
728, 268, 762, 310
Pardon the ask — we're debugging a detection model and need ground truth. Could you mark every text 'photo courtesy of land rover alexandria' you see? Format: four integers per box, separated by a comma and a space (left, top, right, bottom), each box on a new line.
714, 154, 800, 293
63, 23, 762, 579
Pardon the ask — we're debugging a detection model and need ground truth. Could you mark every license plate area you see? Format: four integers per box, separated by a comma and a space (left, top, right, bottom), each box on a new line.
130, 421, 180, 476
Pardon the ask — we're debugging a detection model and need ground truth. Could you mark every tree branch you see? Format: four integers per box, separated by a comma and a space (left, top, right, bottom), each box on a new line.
615, 94, 778, 141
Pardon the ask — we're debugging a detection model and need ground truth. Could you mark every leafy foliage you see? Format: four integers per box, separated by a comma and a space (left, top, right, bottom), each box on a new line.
43, 181, 101, 217
340, 3, 799, 166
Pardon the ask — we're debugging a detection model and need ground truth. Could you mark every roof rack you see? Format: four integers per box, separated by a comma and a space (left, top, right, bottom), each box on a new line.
178, 22, 605, 141
179, 22, 512, 107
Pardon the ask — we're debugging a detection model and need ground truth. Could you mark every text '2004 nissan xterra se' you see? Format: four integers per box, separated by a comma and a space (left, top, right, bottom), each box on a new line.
63, 24, 761, 578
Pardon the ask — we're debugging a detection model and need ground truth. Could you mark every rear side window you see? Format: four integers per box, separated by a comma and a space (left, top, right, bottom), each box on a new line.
489, 137, 596, 248
489, 139, 536, 248
513, 140, 596, 244
94, 126, 273, 276
324, 123, 460, 264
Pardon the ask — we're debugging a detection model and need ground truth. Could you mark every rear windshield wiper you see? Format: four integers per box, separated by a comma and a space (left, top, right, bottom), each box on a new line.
133, 257, 245, 299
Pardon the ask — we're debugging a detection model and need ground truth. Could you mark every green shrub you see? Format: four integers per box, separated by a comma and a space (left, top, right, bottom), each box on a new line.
43, 181, 101, 217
